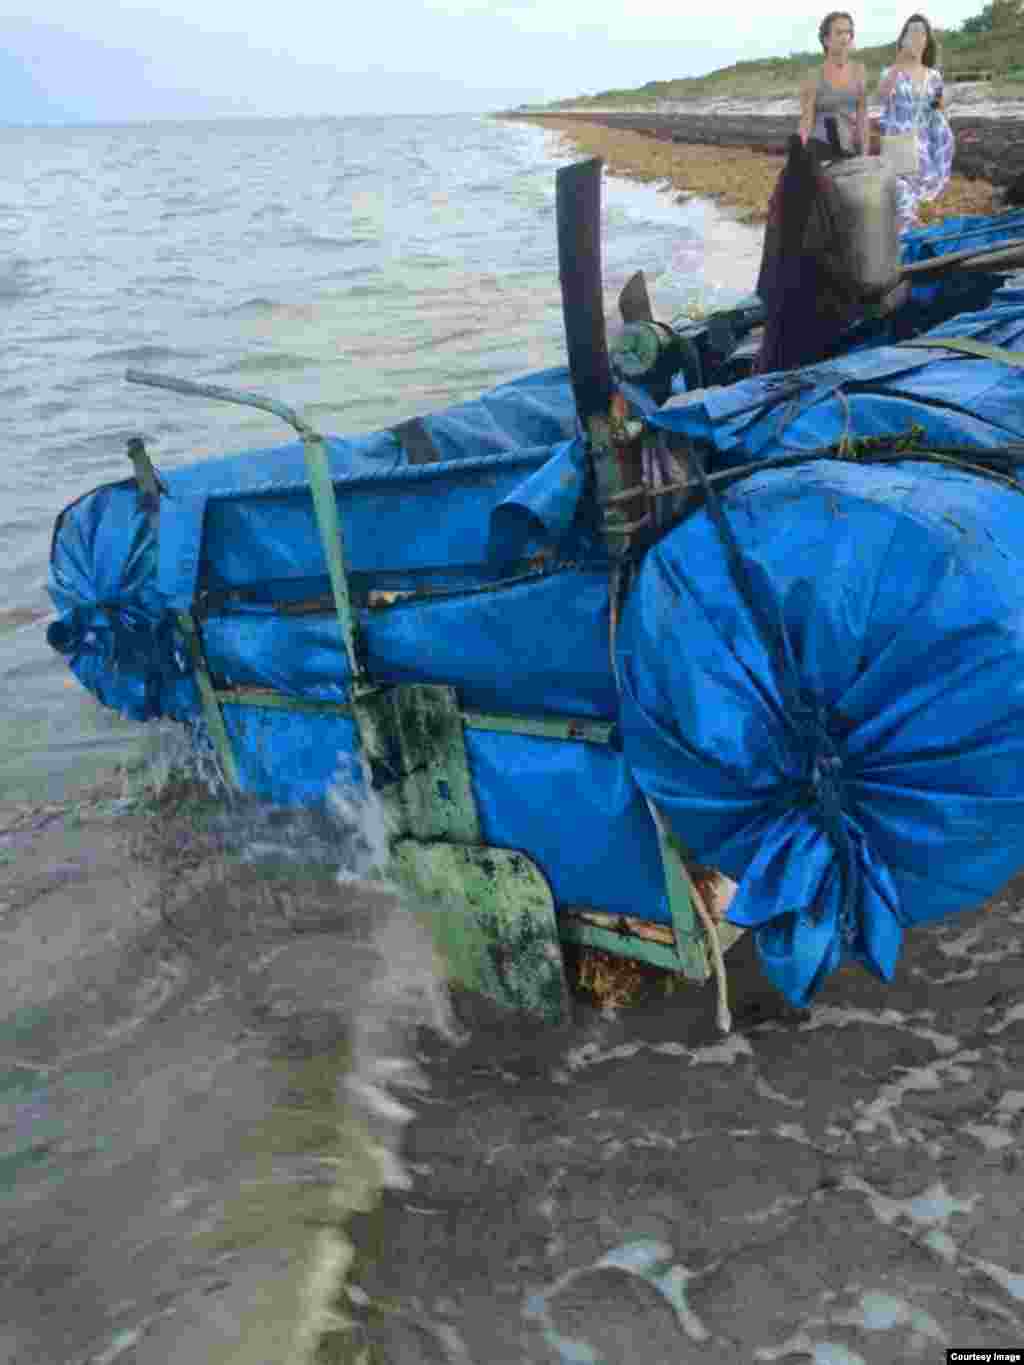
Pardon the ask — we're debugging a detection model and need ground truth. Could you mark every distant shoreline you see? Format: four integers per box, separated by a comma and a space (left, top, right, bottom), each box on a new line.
501, 77, 1024, 120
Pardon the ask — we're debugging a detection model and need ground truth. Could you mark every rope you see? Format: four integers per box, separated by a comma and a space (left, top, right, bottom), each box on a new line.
607, 561, 733, 1034
639, 433, 1024, 506
686, 442, 864, 957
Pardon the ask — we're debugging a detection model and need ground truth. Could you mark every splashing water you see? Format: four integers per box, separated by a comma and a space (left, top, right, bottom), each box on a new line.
2, 732, 464, 1365
202, 764, 462, 1365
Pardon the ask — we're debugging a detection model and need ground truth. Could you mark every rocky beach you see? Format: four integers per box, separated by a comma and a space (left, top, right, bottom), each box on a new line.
502, 81, 1024, 222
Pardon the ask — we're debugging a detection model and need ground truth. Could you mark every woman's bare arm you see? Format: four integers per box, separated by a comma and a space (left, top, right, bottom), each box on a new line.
798, 73, 817, 144
856, 65, 868, 153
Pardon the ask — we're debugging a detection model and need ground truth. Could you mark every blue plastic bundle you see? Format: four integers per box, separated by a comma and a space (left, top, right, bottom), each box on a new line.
617, 290, 1024, 1003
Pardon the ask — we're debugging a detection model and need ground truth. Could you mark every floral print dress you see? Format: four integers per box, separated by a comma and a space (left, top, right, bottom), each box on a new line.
878, 66, 955, 230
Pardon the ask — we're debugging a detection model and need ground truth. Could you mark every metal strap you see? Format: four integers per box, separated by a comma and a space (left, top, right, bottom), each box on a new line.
175, 609, 242, 790
898, 337, 1024, 367
300, 433, 365, 688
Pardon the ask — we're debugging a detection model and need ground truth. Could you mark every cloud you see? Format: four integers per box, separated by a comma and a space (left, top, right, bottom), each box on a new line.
0, 1, 988, 122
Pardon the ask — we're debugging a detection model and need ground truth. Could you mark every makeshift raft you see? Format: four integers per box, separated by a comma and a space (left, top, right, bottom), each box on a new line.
47, 164, 1024, 1018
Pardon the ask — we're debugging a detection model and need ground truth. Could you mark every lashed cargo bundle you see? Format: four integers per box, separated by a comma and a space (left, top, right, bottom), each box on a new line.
48, 287, 1024, 1004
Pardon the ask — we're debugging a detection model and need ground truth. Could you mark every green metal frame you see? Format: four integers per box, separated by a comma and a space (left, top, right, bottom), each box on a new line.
124, 370, 738, 1014
173, 609, 243, 791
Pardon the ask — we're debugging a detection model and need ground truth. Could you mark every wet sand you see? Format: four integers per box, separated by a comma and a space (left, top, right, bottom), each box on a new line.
338, 893, 1024, 1363
0, 782, 446, 1365
505, 105, 1019, 223
4, 783, 1024, 1362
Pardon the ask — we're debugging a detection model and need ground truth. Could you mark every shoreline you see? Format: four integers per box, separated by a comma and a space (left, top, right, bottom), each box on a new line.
509, 111, 1007, 223
504, 77, 1024, 120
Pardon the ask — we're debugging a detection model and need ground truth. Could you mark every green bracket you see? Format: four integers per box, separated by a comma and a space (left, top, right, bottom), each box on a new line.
639, 795, 709, 981
357, 683, 568, 1020
559, 918, 685, 972
175, 609, 242, 791
392, 839, 568, 1022
122, 428, 243, 792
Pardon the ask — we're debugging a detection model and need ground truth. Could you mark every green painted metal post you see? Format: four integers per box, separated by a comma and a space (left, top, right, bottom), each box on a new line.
655, 815, 709, 981
123, 431, 242, 791
126, 370, 366, 692
300, 432, 364, 690
174, 608, 243, 791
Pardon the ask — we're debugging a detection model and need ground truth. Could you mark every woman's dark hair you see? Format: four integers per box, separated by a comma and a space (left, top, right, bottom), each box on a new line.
819, 11, 854, 51
897, 12, 938, 67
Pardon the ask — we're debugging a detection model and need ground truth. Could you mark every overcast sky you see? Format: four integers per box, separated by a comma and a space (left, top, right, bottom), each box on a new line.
2, 1, 988, 123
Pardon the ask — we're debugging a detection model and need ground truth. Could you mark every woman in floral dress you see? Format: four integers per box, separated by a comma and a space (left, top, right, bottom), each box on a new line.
878, 13, 955, 232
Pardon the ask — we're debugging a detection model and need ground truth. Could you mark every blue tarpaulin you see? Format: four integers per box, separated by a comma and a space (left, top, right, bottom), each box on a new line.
48, 256, 1024, 1004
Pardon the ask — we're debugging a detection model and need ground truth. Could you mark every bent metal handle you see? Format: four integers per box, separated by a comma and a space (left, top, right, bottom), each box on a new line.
124, 368, 364, 687
125, 368, 319, 440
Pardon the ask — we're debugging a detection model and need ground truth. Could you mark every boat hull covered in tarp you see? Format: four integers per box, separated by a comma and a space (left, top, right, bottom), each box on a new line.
47, 269, 1024, 1004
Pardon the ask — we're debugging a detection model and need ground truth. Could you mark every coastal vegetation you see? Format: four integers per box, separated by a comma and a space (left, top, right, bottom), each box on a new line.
541, 0, 1024, 107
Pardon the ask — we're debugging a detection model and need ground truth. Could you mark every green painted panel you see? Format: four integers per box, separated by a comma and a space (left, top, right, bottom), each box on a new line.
355, 684, 481, 844
391, 840, 568, 1023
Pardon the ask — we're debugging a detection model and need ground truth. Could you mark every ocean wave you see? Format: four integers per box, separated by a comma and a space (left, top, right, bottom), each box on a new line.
311, 264, 374, 284
341, 280, 397, 299
0, 258, 43, 303
220, 297, 317, 321
290, 231, 364, 251
151, 272, 200, 288
222, 352, 318, 374
159, 203, 226, 221
31, 399, 76, 420
89, 344, 202, 364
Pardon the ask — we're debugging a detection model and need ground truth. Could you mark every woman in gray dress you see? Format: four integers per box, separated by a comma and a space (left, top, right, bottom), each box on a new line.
798, 11, 868, 159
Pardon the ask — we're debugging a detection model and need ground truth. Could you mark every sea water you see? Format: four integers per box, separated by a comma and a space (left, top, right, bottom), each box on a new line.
0, 111, 763, 799
1, 113, 765, 1364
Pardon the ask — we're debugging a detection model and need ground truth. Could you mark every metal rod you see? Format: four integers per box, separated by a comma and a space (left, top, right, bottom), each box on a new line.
175, 610, 242, 791
901, 236, 1024, 279
125, 368, 366, 688
125, 369, 315, 437
212, 688, 616, 747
